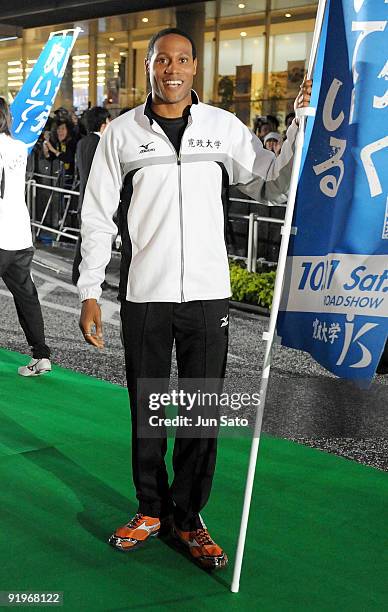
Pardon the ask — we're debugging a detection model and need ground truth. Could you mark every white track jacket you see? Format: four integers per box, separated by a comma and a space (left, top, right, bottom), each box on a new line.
0, 134, 32, 251
78, 93, 297, 303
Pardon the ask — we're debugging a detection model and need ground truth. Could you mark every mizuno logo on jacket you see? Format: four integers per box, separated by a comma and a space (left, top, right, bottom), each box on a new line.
139, 142, 155, 153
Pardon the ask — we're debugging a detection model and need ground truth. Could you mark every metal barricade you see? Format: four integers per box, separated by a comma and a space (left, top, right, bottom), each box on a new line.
25, 181, 286, 269
27, 178, 80, 243
229, 196, 286, 272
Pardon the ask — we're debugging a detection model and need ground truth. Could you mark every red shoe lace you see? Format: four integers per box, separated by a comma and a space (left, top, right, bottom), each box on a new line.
195, 528, 214, 546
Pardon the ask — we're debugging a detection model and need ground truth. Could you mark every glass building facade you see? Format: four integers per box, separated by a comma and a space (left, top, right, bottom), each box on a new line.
0, 0, 318, 127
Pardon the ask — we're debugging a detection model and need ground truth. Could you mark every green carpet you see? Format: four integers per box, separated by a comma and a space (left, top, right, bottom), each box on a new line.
0, 348, 387, 611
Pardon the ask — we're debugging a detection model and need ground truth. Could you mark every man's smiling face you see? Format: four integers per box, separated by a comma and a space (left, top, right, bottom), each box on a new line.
146, 33, 197, 108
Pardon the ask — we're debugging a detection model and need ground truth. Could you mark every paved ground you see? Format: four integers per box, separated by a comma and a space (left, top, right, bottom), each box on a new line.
1, 243, 387, 471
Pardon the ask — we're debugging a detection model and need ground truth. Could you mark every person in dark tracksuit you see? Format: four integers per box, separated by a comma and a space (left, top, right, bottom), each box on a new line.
71, 107, 110, 285
0, 97, 51, 377
77, 29, 312, 570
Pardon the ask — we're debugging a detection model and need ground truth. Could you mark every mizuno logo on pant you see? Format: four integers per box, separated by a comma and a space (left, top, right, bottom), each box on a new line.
220, 315, 229, 328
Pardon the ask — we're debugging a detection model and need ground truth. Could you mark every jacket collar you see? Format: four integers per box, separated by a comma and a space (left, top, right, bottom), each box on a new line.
143, 90, 199, 123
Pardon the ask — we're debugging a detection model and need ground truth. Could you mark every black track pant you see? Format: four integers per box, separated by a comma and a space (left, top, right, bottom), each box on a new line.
120, 299, 229, 530
0, 247, 50, 359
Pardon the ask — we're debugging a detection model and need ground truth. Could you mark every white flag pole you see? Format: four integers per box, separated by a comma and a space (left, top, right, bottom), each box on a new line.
231, 0, 328, 594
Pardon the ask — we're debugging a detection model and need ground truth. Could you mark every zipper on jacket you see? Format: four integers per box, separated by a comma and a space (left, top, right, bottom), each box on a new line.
176, 116, 192, 302
149, 116, 191, 303
177, 149, 185, 302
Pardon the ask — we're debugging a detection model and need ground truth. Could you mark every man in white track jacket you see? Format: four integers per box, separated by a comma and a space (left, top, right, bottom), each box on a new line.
78, 28, 311, 570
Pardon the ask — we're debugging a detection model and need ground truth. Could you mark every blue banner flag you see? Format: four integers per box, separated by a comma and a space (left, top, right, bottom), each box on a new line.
10, 28, 80, 152
277, 0, 388, 385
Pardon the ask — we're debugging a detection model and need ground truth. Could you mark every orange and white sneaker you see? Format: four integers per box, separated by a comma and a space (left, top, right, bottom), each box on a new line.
172, 525, 228, 570
109, 513, 162, 551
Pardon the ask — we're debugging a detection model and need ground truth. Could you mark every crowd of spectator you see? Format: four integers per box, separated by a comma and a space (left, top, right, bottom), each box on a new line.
252, 111, 295, 157
31, 106, 295, 185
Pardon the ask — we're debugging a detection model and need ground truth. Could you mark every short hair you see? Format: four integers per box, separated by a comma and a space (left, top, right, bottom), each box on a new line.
285, 112, 296, 123
147, 28, 197, 62
0, 97, 12, 136
253, 115, 268, 134
86, 106, 111, 132
266, 114, 280, 130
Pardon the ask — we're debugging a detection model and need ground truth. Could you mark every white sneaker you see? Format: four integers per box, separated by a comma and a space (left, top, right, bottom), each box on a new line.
18, 358, 52, 377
